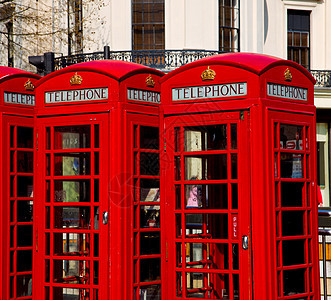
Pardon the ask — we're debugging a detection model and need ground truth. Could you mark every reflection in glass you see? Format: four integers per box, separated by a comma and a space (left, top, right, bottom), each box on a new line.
280, 154, 303, 178
17, 275, 32, 297
140, 179, 160, 202
53, 260, 89, 284
140, 285, 161, 300
185, 155, 227, 180
54, 126, 91, 149
280, 125, 303, 150
53, 287, 90, 299
17, 200, 33, 222
54, 233, 89, 256
54, 207, 90, 229
54, 180, 90, 202
140, 206, 160, 228
185, 213, 228, 239
184, 125, 227, 151
54, 153, 90, 176
185, 184, 228, 209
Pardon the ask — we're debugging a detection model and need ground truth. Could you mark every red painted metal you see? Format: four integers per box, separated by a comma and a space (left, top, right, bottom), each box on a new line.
0, 67, 40, 300
160, 53, 319, 299
33, 60, 164, 300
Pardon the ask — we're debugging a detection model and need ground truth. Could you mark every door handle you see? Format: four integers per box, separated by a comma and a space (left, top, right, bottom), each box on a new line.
103, 211, 108, 225
242, 235, 249, 250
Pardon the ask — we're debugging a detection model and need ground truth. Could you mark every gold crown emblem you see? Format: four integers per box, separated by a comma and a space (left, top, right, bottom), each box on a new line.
284, 68, 292, 82
24, 79, 35, 91
146, 74, 155, 87
201, 66, 216, 81
70, 72, 83, 85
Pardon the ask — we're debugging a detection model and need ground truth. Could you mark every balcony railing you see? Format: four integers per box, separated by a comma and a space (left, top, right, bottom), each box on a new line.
52, 48, 331, 87
54, 48, 225, 72
310, 70, 331, 88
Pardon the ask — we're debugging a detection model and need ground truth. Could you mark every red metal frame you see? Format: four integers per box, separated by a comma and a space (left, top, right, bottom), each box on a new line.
160, 53, 319, 299
162, 111, 251, 300
0, 68, 40, 300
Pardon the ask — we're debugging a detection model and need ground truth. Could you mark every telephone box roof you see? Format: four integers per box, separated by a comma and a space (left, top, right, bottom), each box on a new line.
161, 52, 315, 84
36, 60, 165, 86
0, 66, 40, 83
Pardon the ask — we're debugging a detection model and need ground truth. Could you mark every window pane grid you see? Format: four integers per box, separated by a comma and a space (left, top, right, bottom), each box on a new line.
219, 0, 240, 52
133, 124, 161, 299
273, 122, 313, 299
9, 125, 34, 299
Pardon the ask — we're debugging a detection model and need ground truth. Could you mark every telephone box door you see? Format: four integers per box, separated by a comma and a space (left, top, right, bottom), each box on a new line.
163, 111, 251, 299
34, 114, 109, 299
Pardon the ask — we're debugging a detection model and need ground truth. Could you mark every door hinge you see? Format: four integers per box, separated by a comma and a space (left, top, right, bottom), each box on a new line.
164, 139, 166, 152
36, 132, 38, 151
240, 111, 245, 120
35, 229, 38, 252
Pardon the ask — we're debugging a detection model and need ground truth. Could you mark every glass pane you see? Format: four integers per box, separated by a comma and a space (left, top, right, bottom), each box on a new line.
140, 179, 160, 202
17, 274, 32, 297
53, 260, 89, 284
280, 154, 303, 178
17, 127, 33, 148
185, 243, 229, 270
54, 233, 89, 256
283, 269, 305, 296
54, 180, 90, 202
17, 151, 33, 173
17, 200, 33, 222
17, 176, 33, 197
281, 182, 304, 207
94, 124, 99, 148
280, 125, 303, 150
185, 155, 227, 180
54, 207, 91, 229
140, 258, 161, 282
140, 232, 161, 255
140, 126, 159, 149
140, 153, 159, 175
140, 205, 160, 228
54, 126, 91, 149
283, 239, 305, 266
53, 287, 90, 299
184, 125, 227, 151
17, 250, 32, 271
282, 211, 304, 236
94, 261, 99, 285
54, 153, 91, 176
231, 124, 237, 149
140, 285, 161, 300
185, 184, 228, 209
185, 213, 228, 239
17, 225, 33, 247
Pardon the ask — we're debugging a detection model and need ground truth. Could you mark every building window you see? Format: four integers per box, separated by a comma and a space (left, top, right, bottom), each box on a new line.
287, 10, 310, 69
6, 21, 14, 67
219, 0, 240, 52
68, 0, 83, 55
132, 0, 165, 50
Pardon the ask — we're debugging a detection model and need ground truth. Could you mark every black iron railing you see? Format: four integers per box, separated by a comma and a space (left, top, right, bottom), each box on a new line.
50, 48, 331, 88
310, 70, 331, 88
54, 47, 225, 72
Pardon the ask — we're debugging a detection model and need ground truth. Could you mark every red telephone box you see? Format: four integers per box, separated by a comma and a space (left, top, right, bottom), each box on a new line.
0, 67, 40, 300
160, 53, 319, 299
33, 61, 164, 299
